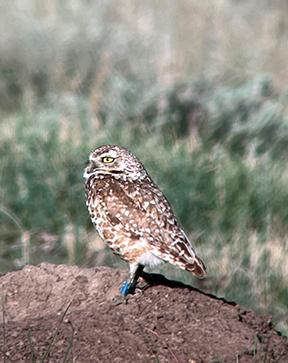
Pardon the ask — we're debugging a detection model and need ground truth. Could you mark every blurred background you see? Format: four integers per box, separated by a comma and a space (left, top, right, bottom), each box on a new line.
0, 0, 288, 334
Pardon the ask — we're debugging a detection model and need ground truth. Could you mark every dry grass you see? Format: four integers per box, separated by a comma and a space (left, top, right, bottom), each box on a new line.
0, 0, 288, 335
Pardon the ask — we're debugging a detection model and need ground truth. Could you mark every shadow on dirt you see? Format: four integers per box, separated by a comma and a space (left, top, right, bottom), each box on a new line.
141, 270, 237, 306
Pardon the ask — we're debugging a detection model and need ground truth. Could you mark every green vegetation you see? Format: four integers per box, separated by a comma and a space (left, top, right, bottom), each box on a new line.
0, 0, 288, 336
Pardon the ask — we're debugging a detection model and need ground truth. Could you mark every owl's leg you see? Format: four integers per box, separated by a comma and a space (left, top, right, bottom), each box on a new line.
119, 263, 144, 296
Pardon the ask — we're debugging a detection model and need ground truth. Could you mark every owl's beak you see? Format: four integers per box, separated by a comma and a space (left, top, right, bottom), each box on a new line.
86, 162, 94, 173
83, 161, 99, 179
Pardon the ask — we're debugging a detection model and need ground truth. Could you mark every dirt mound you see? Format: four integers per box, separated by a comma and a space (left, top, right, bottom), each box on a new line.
0, 263, 287, 363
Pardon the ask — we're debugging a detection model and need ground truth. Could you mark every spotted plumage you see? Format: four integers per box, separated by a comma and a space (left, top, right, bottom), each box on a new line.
84, 145, 206, 295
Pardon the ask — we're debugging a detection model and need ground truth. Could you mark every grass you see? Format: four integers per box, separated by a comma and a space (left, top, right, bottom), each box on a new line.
0, 0, 288, 337
1, 296, 74, 362
1, 80, 288, 336
26, 301, 74, 363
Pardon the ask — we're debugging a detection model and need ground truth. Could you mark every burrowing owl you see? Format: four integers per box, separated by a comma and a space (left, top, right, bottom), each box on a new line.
84, 145, 206, 296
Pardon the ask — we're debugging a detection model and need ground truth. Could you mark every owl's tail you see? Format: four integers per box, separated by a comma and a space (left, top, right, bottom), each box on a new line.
169, 234, 207, 278
184, 254, 207, 278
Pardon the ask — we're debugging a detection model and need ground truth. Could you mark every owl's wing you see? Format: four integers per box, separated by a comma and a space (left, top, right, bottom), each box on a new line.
104, 178, 206, 277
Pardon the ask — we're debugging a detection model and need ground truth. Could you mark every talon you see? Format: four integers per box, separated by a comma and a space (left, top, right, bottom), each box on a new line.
112, 295, 127, 305
136, 279, 149, 291
119, 280, 131, 296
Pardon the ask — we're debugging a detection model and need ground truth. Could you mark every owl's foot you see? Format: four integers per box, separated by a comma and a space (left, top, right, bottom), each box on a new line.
119, 280, 134, 296
119, 264, 144, 296
136, 278, 150, 291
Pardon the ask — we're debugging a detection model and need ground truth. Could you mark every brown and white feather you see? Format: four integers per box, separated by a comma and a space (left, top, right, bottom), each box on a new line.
84, 145, 206, 277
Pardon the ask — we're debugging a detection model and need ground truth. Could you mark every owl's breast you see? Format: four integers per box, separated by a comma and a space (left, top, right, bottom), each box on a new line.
86, 198, 103, 236
86, 178, 121, 242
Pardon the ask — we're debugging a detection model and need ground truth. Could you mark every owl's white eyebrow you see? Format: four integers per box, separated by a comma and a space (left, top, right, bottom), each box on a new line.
100, 150, 118, 158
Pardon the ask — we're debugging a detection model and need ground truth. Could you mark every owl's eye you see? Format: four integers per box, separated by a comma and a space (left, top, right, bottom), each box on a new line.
101, 156, 115, 163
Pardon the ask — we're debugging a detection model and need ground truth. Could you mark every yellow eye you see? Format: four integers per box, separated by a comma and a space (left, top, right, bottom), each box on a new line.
102, 156, 114, 163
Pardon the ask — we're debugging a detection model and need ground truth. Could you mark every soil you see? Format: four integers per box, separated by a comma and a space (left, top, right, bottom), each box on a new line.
0, 263, 287, 363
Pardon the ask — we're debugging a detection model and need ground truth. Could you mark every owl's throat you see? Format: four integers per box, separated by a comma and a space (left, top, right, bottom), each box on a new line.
83, 167, 124, 180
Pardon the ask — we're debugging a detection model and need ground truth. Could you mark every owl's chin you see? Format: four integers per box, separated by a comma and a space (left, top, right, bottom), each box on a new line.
83, 168, 98, 180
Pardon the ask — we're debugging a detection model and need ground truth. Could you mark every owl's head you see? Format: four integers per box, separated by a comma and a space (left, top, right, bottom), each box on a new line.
84, 145, 147, 181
